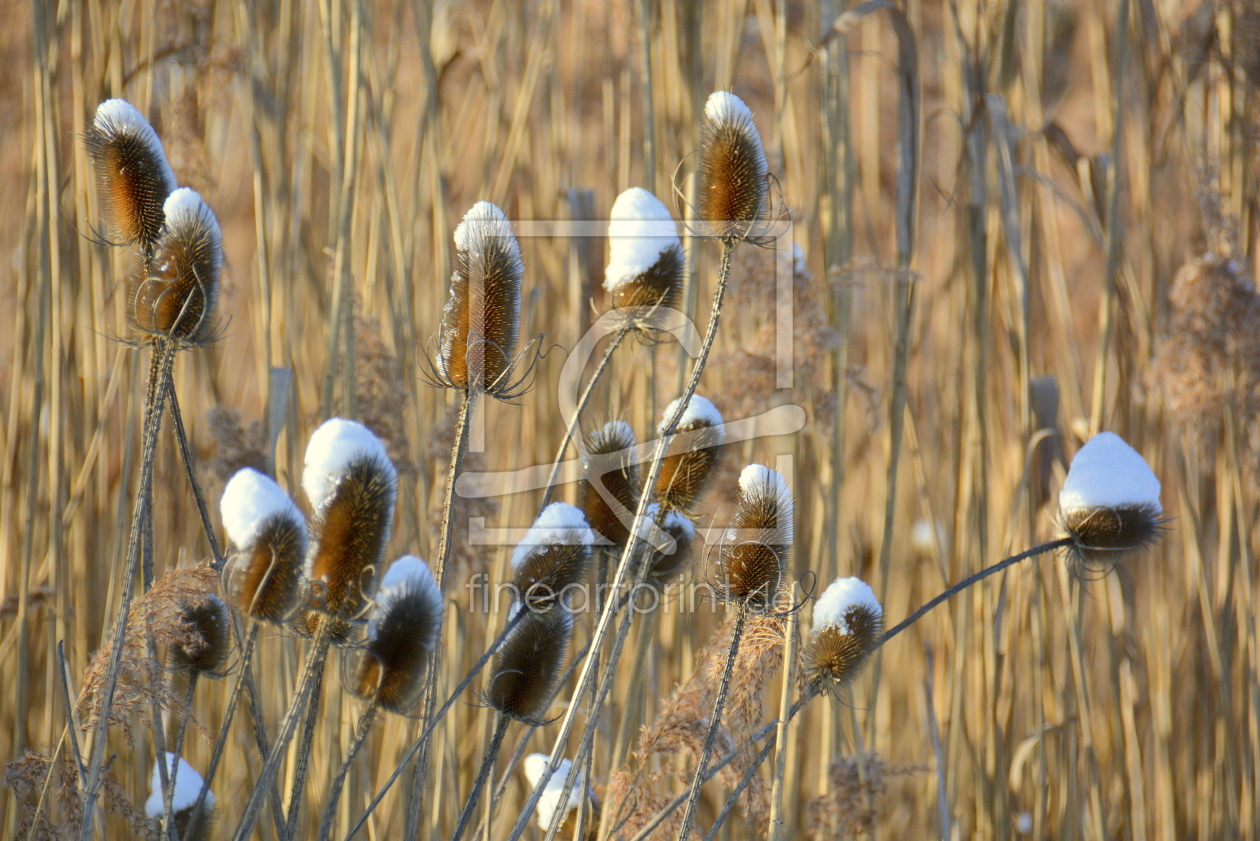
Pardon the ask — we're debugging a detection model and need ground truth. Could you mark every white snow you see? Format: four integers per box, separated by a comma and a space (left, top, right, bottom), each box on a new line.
161, 188, 221, 244
657, 394, 723, 434
369, 555, 443, 644
93, 99, 176, 192
738, 463, 790, 501
301, 418, 396, 511
811, 577, 882, 637
220, 468, 304, 550
510, 502, 594, 570
144, 753, 213, 817
453, 200, 518, 260
704, 91, 755, 127
1058, 431, 1162, 514
523, 754, 584, 830
604, 188, 681, 292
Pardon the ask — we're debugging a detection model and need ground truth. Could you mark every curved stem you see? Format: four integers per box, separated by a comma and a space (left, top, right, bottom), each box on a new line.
283, 656, 328, 840
164, 374, 225, 568
450, 715, 510, 841
316, 704, 379, 841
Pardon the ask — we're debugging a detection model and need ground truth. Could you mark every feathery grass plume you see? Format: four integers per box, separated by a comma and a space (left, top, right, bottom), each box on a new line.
697, 91, 769, 240
511, 502, 595, 609
1057, 431, 1165, 571
487, 604, 573, 724
220, 467, 308, 625
581, 420, 641, 549
146, 754, 215, 841
653, 395, 725, 513
806, 578, 883, 689
131, 188, 222, 345
523, 753, 588, 834
604, 187, 685, 319
302, 418, 398, 625
354, 555, 444, 714
435, 200, 525, 396
168, 593, 232, 675
721, 464, 793, 610
84, 99, 176, 251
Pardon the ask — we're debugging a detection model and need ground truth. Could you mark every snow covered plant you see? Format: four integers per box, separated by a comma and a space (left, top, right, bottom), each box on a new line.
806, 577, 884, 689
523, 753, 587, 832
220, 467, 308, 625
604, 187, 685, 324
146, 754, 214, 841
654, 394, 726, 514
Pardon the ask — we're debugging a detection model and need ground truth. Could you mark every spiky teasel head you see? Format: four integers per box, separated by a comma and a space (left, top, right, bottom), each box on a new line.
720, 464, 792, 611
654, 395, 725, 514
85, 99, 176, 252
523, 753, 588, 834
131, 188, 222, 346
604, 188, 685, 328
354, 555, 443, 714
302, 419, 398, 626
697, 91, 769, 240
638, 506, 697, 587
168, 593, 232, 676
1057, 431, 1166, 573
581, 420, 640, 550
487, 604, 573, 724
220, 468, 308, 625
435, 201, 525, 397
511, 502, 594, 609
806, 577, 883, 690
145, 753, 215, 841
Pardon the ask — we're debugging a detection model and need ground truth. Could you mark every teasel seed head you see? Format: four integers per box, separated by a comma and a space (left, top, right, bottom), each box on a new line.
637, 505, 697, 587
354, 555, 444, 714
436, 201, 524, 395
1058, 431, 1166, 571
604, 188, 685, 319
220, 468, 308, 625
805, 577, 883, 689
145, 753, 215, 841
511, 502, 594, 609
487, 604, 573, 724
697, 91, 768, 240
654, 395, 725, 514
131, 188, 222, 345
85, 99, 176, 251
169, 593, 232, 676
302, 419, 398, 625
720, 464, 792, 611
581, 420, 641, 550
523, 753, 587, 833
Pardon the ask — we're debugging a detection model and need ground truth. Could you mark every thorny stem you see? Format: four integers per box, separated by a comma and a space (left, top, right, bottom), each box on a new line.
284, 657, 329, 840
164, 375, 225, 568
451, 715, 511, 841
675, 605, 748, 840
316, 704, 379, 841
505, 237, 737, 841
78, 340, 174, 841
161, 674, 200, 840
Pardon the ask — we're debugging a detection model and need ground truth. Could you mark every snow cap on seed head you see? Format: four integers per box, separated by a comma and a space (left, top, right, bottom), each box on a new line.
806, 577, 883, 688
145, 753, 213, 817
523, 753, 585, 831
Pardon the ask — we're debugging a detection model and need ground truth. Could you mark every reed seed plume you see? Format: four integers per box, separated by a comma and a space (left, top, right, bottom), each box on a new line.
487, 604, 573, 724
697, 91, 769, 239
84, 98, 176, 251
169, 593, 232, 675
354, 555, 444, 714
130, 187, 222, 345
220, 467, 308, 624
721, 463, 793, 610
581, 420, 641, 550
806, 578, 883, 689
1057, 432, 1166, 571
146, 754, 215, 841
302, 418, 398, 624
511, 502, 595, 608
654, 395, 725, 514
436, 200, 525, 395
604, 187, 685, 319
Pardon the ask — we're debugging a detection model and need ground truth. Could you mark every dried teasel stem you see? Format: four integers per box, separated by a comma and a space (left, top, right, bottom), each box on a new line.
146, 754, 215, 841
451, 715, 512, 841
314, 705, 377, 841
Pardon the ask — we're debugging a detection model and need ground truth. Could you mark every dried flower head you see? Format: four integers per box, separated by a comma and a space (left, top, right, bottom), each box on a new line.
302, 419, 398, 623
131, 188, 222, 345
220, 467, 308, 624
719, 464, 792, 610
806, 577, 883, 689
523, 753, 587, 832
697, 91, 768, 239
654, 395, 725, 513
635, 504, 697, 587
435, 201, 524, 396
1058, 431, 1165, 571
168, 594, 231, 675
354, 555, 444, 714
487, 604, 573, 724
85, 99, 176, 251
511, 503, 594, 609
145, 753, 214, 841
581, 420, 640, 550
604, 188, 685, 321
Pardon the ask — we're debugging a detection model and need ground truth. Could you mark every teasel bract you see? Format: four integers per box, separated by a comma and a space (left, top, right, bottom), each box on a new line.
603, 187, 685, 326
806, 577, 883, 690
435, 200, 525, 397
220, 467, 308, 625
85, 99, 176, 254
487, 603, 573, 725
353, 555, 444, 714
131, 188, 222, 346
653, 395, 725, 514
580, 420, 640, 551
511, 502, 595, 610
146, 753, 215, 841
697, 91, 769, 241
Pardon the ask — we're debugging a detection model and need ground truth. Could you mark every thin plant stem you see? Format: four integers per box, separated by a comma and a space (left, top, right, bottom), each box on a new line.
450, 715, 510, 841
164, 374, 225, 568
161, 674, 200, 840
767, 597, 798, 841
316, 704, 379, 841
284, 657, 329, 840
675, 604, 748, 841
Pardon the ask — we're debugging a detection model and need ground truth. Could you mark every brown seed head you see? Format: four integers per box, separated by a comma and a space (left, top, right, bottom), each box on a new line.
581, 420, 640, 550
654, 395, 725, 514
85, 99, 176, 250
640, 507, 697, 587
697, 91, 768, 239
487, 605, 573, 723
1060, 502, 1166, 572
604, 188, 685, 322
220, 468, 308, 625
720, 464, 792, 610
131, 188, 221, 345
805, 578, 883, 689
511, 502, 594, 609
169, 594, 232, 675
354, 556, 444, 714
